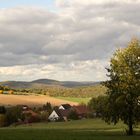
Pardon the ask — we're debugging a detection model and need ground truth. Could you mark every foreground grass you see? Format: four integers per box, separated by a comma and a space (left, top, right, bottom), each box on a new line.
56, 96, 91, 104
0, 119, 140, 140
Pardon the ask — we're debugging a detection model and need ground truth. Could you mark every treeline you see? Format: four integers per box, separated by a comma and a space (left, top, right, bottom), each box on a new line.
15, 85, 106, 98
0, 83, 107, 98
0, 85, 12, 91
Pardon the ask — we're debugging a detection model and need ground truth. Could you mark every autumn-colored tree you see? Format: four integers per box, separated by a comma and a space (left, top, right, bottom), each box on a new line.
0, 90, 3, 94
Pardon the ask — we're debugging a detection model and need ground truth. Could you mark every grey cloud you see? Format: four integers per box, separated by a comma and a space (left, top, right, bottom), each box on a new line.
0, 1, 140, 81
0, 59, 108, 81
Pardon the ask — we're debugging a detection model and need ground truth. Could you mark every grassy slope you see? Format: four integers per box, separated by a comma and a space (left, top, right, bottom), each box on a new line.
0, 119, 140, 140
55, 96, 91, 104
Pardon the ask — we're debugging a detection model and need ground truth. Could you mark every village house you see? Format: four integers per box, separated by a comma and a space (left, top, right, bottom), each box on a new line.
48, 110, 59, 121
59, 104, 71, 110
48, 109, 70, 122
18, 105, 40, 123
48, 104, 71, 121
72, 105, 89, 119
48, 104, 89, 122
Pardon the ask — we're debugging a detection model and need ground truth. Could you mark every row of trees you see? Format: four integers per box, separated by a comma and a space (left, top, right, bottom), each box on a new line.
15, 84, 106, 98
0, 86, 11, 91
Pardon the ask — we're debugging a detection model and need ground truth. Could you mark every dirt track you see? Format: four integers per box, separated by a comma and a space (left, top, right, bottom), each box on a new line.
0, 94, 78, 107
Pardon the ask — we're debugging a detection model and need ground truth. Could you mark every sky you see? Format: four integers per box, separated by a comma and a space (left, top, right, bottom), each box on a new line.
0, 0, 54, 8
0, 0, 140, 82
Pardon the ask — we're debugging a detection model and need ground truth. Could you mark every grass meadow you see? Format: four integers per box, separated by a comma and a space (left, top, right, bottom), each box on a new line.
55, 96, 91, 104
0, 119, 140, 140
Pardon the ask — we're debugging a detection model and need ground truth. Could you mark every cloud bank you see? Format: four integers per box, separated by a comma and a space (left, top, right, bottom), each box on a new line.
0, 0, 140, 81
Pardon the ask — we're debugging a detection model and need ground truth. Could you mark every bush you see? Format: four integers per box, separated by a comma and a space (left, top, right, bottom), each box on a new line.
40, 111, 49, 121
27, 115, 40, 123
68, 110, 78, 120
0, 114, 6, 127
43, 102, 52, 114
5, 106, 23, 126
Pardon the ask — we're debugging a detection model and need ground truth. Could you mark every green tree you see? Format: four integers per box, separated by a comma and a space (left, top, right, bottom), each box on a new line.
43, 102, 52, 114
68, 110, 79, 120
103, 38, 140, 135
0, 106, 6, 127
40, 111, 49, 121
88, 96, 108, 117
5, 106, 23, 126
0, 114, 6, 127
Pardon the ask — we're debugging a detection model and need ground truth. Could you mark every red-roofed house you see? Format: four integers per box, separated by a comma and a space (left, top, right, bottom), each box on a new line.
72, 105, 89, 118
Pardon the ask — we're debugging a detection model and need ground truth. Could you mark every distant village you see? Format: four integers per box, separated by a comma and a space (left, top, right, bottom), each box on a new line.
0, 102, 96, 127
0, 85, 96, 127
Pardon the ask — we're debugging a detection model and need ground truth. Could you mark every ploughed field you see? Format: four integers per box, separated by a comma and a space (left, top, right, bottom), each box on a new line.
0, 119, 140, 140
0, 94, 78, 106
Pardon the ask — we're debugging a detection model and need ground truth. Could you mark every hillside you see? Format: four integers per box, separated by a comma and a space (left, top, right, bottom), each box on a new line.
0, 79, 100, 89
0, 79, 106, 98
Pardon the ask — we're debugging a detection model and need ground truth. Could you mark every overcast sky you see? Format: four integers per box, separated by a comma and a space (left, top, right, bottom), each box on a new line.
0, 0, 140, 81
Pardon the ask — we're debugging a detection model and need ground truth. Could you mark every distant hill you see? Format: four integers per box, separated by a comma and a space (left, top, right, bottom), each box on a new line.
0, 79, 101, 89
31, 79, 60, 85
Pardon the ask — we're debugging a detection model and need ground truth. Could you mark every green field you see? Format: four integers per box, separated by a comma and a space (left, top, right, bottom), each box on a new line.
56, 96, 91, 104
0, 119, 140, 140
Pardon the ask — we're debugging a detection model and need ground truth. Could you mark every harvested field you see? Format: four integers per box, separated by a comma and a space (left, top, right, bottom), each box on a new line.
0, 94, 78, 107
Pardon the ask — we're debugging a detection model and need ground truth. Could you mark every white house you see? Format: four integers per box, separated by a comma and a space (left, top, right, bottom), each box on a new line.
59, 105, 65, 110
48, 110, 60, 121
48, 109, 71, 122
58, 104, 71, 110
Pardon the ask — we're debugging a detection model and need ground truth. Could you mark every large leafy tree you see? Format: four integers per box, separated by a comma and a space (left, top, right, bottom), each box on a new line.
103, 39, 140, 135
